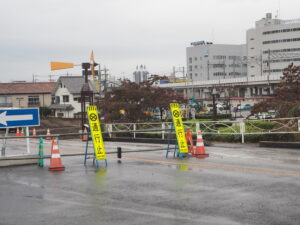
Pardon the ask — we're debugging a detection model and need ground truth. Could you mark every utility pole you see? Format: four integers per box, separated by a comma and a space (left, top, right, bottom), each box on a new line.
103, 67, 109, 94
98, 64, 102, 96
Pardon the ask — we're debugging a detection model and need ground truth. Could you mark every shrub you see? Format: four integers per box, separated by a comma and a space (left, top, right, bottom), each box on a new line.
245, 121, 277, 130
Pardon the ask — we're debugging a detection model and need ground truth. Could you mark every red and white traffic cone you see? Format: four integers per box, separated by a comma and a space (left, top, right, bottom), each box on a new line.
32, 128, 37, 136
20, 128, 24, 137
193, 131, 209, 158
48, 138, 65, 171
16, 128, 20, 137
82, 127, 88, 141
46, 128, 51, 140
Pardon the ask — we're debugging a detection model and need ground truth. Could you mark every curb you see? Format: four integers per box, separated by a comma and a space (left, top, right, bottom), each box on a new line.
0, 155, 39, 167
259, 141, 300, 149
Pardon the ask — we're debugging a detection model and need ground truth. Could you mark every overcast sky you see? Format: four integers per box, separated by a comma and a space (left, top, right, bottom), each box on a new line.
0, 0, 299, 82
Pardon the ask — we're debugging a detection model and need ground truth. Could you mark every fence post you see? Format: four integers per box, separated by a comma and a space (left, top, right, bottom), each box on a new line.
108, 124, 113, 138
298, 119, 300, 131
133, 123, 136, 139
196, 122, 200, 134
162, 122, 165, 140
240, 121, 245, 144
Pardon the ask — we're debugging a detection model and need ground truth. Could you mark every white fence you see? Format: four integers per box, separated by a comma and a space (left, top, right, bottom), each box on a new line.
105, 117, 300, 143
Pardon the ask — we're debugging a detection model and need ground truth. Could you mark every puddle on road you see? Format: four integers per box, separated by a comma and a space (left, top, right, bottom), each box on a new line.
95, 168, 107, 186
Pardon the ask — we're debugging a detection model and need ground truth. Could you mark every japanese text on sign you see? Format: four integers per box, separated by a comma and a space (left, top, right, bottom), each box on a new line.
87, 106, 106, 160
170, 103, 188, 154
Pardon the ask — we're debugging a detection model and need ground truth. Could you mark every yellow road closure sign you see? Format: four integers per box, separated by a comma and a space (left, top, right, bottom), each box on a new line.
87, 106, 106, 160
170, 103, 188, 154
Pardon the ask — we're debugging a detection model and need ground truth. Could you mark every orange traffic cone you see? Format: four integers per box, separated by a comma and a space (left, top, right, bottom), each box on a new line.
193, 131, 209, 158
82, 127, 88, 141
16, 127, 20, 136
185, 129, 194, 154
46, 128, 51, 140
32, 128, 37, 136
48, 138, 65, 171
20, 128, 24, 137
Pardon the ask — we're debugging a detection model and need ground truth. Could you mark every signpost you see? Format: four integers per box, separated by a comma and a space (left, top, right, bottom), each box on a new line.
86, 106, 107, 166
0, 108, 40, 128
170, 103, 188, 155
0, 108, 40, 155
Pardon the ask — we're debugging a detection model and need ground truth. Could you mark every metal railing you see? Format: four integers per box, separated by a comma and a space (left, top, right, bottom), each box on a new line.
104, 117, 300, 143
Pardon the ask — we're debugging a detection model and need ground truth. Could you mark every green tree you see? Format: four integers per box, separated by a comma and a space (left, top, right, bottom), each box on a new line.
251, 63, 300, 117
97, 75, 186, 122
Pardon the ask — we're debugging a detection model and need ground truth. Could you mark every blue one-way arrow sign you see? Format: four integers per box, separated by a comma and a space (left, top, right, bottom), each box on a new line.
0, 108, 40, 128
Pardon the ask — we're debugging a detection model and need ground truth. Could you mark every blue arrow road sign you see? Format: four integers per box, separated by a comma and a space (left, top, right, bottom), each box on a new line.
0, 108, 40, 128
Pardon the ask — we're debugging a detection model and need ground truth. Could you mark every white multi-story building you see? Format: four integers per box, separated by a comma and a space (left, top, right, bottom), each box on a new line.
186, 41, 247, 81
247, 13, 300, 77
133, 65, 149, 83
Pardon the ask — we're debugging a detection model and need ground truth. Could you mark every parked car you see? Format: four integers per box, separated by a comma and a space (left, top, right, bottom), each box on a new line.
238, 104, 252, 111
247, 111, 276, 120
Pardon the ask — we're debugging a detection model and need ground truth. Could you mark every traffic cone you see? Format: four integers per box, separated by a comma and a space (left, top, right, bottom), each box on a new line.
20, 128, 24, 137
48, 138, 65, 171
82, 127, 88, 141
16, 127, 20, 137
193, 131, 209, 158
38, 137, 44, 167
46, 128, 51, 140
32, 128, 37, 137
185, 129, 194, 154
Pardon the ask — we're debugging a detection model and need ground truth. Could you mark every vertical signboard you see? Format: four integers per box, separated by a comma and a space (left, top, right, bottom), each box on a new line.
170, 103, 188, 154
87, 106, 106, 160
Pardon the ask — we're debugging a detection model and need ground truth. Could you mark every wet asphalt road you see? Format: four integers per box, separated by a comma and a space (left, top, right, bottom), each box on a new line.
0, 140, 300, 225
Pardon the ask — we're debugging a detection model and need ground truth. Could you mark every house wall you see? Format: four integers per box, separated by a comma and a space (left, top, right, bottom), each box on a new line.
53, 86, 81, 118
0, 93, 52, 108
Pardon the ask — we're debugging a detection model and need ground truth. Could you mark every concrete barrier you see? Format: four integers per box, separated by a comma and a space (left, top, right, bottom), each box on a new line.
0, 155, 39, 167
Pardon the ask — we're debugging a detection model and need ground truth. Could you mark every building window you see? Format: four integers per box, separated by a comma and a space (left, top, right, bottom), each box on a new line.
189, 65, 193, 71
194, 65, 198, 69
51, 96, 55, 104
213, 72, 226, 76
194, 73, 198, 76
213, 64, 225, 68
63, 95, 69, 103
28, 96, 40, 107
55, 96, 60, 104
263, 27, 300, 35
263, 38, 300, 45
213, 55, 226, 60
73, 97, 79, 102
228, 56, 241, 60
189, 73, 193, 79
0, 96, 12, 107
194, 57, 197, 61
189, 57, 192, 63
